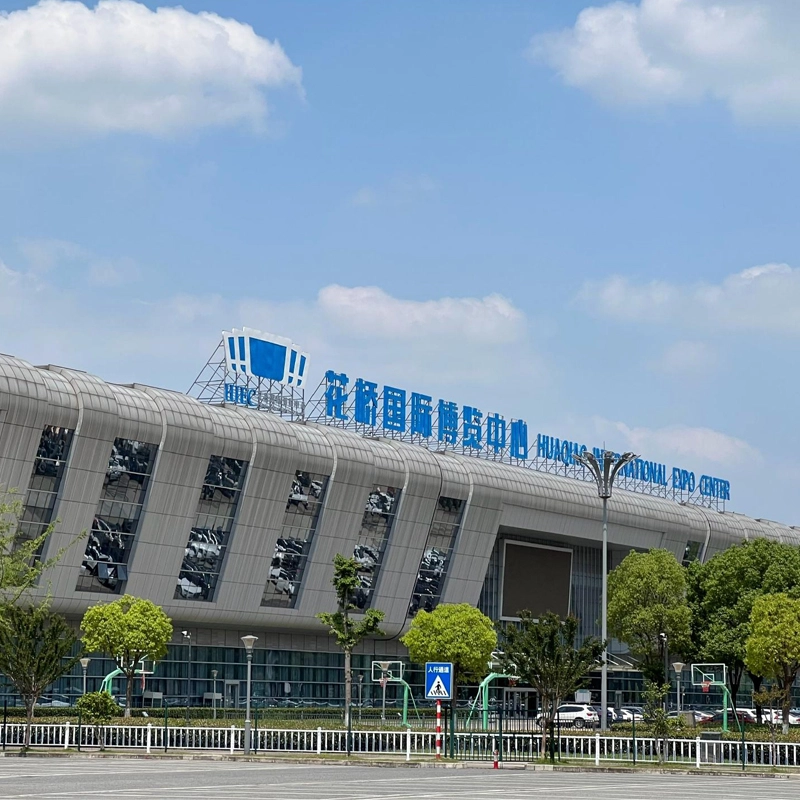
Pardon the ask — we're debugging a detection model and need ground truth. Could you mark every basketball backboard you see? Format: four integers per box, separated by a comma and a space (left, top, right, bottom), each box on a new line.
370, 660, 404, 682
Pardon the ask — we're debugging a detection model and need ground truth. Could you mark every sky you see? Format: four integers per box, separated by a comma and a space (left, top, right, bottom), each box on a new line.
0, 0, 798, 523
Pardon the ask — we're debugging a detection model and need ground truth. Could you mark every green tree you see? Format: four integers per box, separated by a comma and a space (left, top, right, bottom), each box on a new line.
687, 538, 800, 711
745, 593, 800, 734
75, 691, 120, 751
0, 600, 83, 747
402, 603, 496, 712
499, 611, 603, 752
81, 595, 173, 717
317, 554, 385, 726
0, 494, 83, 604
642, 681, 676, 763
607, 549, 691, 682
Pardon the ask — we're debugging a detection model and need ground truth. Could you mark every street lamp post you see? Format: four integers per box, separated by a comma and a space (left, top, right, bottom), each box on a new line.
182, 631, 192, 726
79, 657, 91, 696
211, 669, 218, 721
241, 635, 258, 755
672, 662, 685, 713
574, 448, 637, 732
659, 633, 669, 711
357, 673, 364, 722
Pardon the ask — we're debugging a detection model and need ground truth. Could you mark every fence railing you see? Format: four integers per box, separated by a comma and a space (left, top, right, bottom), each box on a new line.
3, 722, 800, 767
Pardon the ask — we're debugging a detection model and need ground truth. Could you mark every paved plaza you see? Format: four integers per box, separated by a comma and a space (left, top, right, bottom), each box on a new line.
0, 759, 797, 799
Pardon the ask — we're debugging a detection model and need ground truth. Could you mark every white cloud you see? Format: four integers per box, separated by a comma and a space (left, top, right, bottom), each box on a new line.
579, 262, 800, 334
0, 253, 538, 400
0, 0, 301, 140
317, 285, 525, 344
17, 238, 84, 272
16, 238, 139, 286
592, 417, 761, 466
350, 174, 438, 207
532, 0, 800, 124
351, 187, 377, 207
650, 339, 717, 375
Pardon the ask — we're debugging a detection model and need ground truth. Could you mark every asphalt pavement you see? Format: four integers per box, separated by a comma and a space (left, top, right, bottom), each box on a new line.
0, 759, 797, 799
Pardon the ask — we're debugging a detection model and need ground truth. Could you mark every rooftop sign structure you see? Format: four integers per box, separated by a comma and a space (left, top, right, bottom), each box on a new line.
188, 328, 729, 510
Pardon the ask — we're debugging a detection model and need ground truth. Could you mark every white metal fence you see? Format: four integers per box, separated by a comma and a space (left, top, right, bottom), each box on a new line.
2, 723, 800, 767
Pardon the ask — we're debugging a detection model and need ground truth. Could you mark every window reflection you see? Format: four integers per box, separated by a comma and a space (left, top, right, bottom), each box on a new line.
18, 426, 74, 553
77, 438, 157, 594
408, 497, 464, 617
175, 455, 247, 602
350, 486, 400, 611
261, 471, 329, 608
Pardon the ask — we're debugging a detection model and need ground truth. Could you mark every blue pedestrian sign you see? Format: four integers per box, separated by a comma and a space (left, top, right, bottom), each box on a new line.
425, 662, 453, 700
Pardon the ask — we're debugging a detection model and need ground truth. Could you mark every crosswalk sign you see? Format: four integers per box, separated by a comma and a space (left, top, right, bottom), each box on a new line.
425, 662, 453, 700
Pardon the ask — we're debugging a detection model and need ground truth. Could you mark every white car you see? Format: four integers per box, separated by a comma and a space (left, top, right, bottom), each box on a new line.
540, 703, 599, 729
757, 709, 800, 726
618, 706, 644, 722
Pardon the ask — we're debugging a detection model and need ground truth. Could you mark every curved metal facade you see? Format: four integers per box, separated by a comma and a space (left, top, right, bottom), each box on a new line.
0, 354, 797, 641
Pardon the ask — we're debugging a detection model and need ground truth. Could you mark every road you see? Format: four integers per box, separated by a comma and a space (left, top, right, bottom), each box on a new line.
0, 759, 796, 799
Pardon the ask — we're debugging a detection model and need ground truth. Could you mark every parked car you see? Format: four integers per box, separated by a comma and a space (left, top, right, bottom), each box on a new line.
35, 694, 70, 708
592, 705, 618, 724
667, 709, 712, 724
755, 709, 800, 726
539, 703, 599, 729
619, 706, 644, 722
700, 708, 757, 725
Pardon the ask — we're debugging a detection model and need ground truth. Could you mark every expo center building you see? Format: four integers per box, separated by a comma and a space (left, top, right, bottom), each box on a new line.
0, 329, 795, 707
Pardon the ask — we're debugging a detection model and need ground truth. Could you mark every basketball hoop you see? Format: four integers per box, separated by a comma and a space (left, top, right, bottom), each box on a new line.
380, 678, 388, 690
508, 677, 518, 688
702, 681, 711, 693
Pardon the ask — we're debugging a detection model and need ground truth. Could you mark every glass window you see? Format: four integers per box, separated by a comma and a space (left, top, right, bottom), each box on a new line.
682, 540, 703, 566
261, 470, 329, 608
350, 486, 400, 611
175, 455, 247, 602
77, 438, 157, 594
17, 426, 75, 554
408, 496, 464, 617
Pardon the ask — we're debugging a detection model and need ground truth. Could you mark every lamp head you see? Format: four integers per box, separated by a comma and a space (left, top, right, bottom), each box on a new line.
79, 657, 91, 669
241, 634, 258, 652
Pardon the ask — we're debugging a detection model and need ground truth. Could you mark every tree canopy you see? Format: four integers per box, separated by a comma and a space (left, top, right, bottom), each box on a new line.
401, 603, 496, 697
0, 495, 82, 605
687, 538, 800, 706
81, 594, 172, 716
607, 549, 691, 682
0, 600, 83, 746
499, 611, 602, 745
745, 593, 800, 733
317, 554, 385, 725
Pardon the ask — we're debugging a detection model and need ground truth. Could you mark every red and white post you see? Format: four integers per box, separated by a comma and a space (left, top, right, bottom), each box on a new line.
435, 700, 442, 760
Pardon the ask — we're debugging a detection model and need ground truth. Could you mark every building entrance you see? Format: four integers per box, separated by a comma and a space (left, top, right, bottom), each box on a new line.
224, 680, 239, 708
502, 687, 538, 729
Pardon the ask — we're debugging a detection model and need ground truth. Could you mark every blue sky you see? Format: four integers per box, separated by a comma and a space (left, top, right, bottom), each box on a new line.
0, 0, 798, 523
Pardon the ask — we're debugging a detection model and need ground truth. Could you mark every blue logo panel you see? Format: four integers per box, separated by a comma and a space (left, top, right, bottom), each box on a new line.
223, 328, 309, 388
250, 337, 288, 381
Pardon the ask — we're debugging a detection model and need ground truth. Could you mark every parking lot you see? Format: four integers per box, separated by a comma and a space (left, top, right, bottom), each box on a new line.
0, 759, 797, 799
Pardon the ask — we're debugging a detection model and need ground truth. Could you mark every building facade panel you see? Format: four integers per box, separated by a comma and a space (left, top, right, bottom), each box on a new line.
2, 356, 800, 695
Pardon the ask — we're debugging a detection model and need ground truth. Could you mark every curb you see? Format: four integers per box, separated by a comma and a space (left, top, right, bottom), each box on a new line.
0, 751, 527, 769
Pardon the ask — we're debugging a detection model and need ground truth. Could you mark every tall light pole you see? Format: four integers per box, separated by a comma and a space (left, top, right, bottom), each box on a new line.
79, 657, 91, 696
241, 635, 258, 755
660, 632, 669, 711
574, 448, 637, 732
211, 669, 218, 721
182, 630, 192, 726
672, 662, 685, 713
